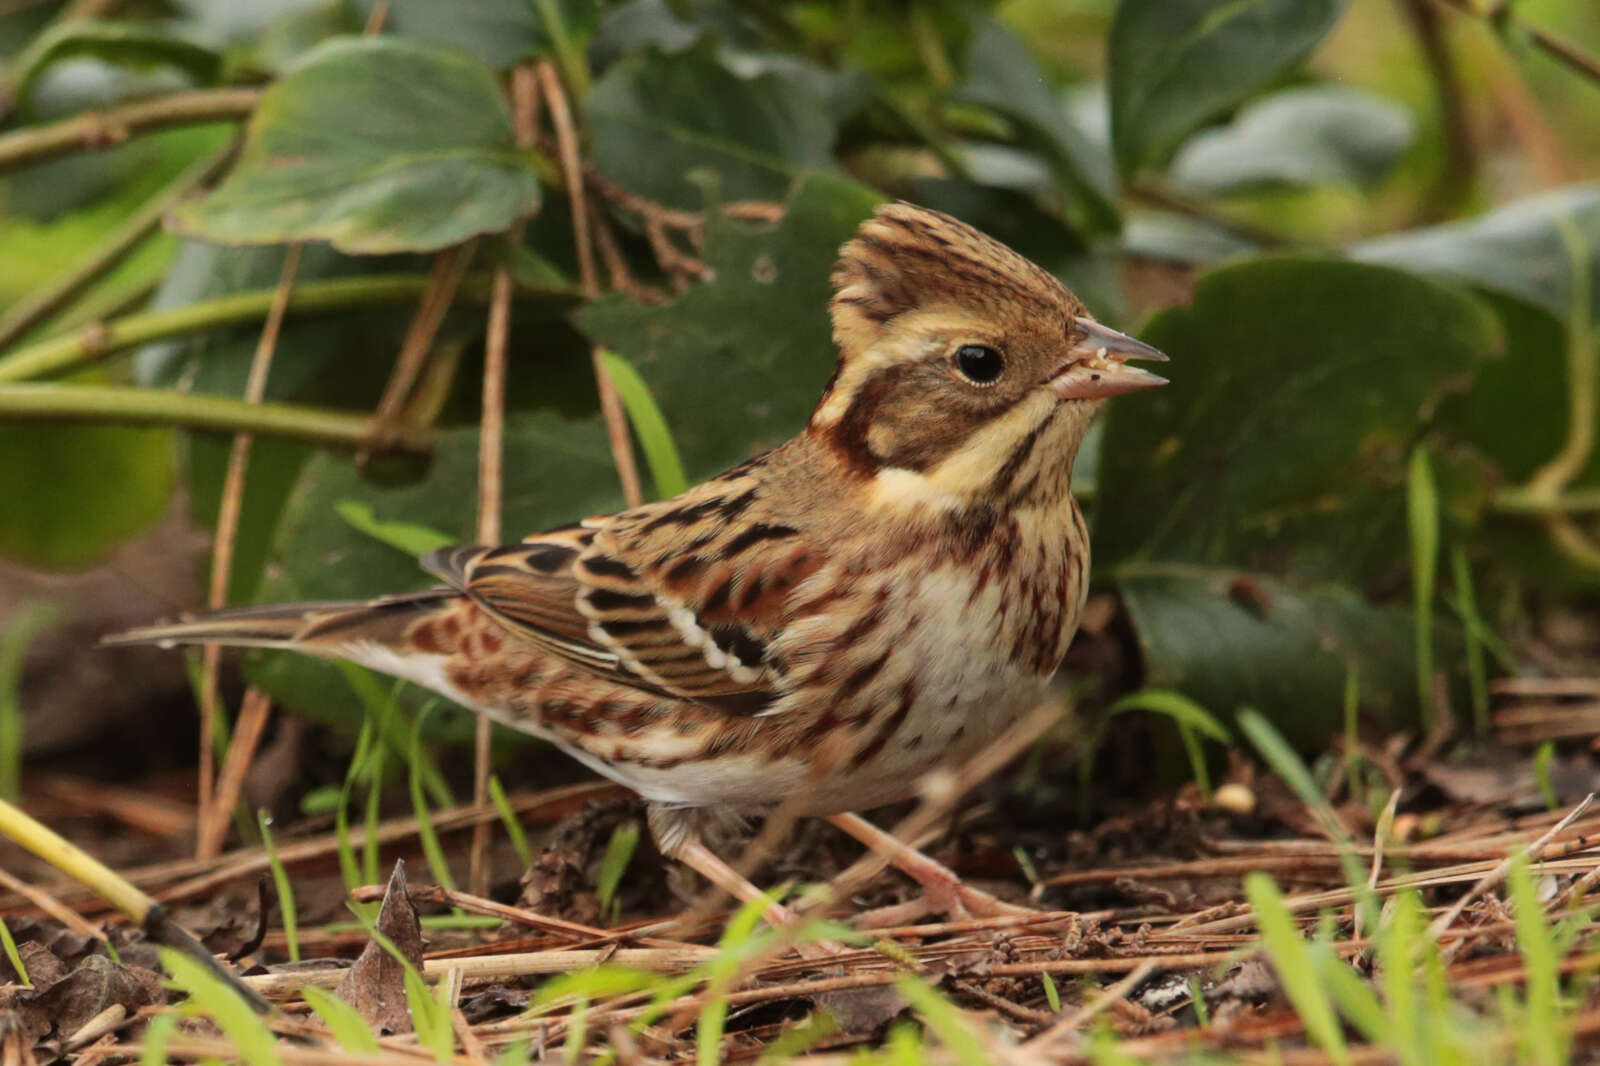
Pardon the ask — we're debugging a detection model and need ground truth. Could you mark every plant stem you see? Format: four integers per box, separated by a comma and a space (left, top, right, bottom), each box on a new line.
0, 274, 493, 383
0, 142, 237, 351
1430, 0, 1600, 88
1493, 487, 1600, 513
0, 87, 259, 174
532, 0, 591, 100
0, 384, 433, 452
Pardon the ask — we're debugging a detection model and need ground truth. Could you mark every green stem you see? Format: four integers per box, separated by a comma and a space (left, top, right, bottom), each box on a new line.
532, 0, 591, 100
1433, 0, 1600, 88
0, 87, 260, 174
0, 384, 434, 452
0, 274, 482, 383
1493, 487, 1600, 513
0, 142, 238, 352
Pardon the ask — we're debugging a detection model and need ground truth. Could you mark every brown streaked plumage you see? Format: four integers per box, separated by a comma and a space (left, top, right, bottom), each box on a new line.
106, 203, 1168, 920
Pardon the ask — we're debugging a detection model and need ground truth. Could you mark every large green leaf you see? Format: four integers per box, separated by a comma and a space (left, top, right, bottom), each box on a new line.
585, 41, 839, 211
1119, 565, 1420, 743
578, 172, 882, 477
174, 37, 542, 253
1170, 85, 1414, 194
1095, 258, 1500, 585
0, 421, 173, 569
347, 0, 597, 70
10, 19, 221, 115
952, 17, 1119, 235
1108, 0, 1347, 173
1350, 184, 1600, 322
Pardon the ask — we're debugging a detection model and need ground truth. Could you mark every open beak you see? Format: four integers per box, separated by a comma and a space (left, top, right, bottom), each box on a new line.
1047, 317, 1169, 400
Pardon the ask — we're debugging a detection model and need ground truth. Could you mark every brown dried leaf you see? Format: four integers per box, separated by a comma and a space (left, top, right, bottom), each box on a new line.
28, 955, 162, 1037
335, 859, 424, 1036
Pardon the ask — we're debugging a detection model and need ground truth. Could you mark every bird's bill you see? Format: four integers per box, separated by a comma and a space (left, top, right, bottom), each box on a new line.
1047, 318, 1169, 400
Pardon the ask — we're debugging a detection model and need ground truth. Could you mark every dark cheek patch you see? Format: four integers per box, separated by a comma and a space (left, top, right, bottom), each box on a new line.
827, 363, 1013, 474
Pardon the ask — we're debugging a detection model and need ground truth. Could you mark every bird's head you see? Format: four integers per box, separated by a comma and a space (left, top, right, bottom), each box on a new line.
808, 202, 1167, 513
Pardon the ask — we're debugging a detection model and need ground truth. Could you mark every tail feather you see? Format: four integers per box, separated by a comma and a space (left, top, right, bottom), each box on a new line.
101, 590, 460, 655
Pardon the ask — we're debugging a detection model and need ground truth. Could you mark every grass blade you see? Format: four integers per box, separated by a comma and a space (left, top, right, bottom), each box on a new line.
1407, 445, 1439, 726
256, 809, 300, 962
0, 916, 29, 987
599, 349, 688, 499
302, 985, 380, 1051
0, 604, 55, 803
161, 948, 280, 1066
1246, 873, 1351, 1066
489, 774, 533, 868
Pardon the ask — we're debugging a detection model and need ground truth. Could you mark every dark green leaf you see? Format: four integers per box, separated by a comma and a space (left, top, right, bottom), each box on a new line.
348, 0, 598, 70
1119, 565, 1420, 742
1095, 258, 1500, 584
174, 38, 541, 253
586, 41, 839, 211
10, 20, 221, 115
1119, 212, 1261, 263
1108, 0, 1347, 173
1351, 183, 1600, 321
578, 172, 882, 477
953, 17, 1119, 235
0, 421, 173, 569
1170, 86, 1413, 194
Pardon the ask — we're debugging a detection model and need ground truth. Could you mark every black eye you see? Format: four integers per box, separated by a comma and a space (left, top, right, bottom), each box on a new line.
954, 344, 1004, 385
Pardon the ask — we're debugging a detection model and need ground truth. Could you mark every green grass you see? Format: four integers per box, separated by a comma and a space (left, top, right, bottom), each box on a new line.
256, 808, 300, 963
0, 603, 55, 802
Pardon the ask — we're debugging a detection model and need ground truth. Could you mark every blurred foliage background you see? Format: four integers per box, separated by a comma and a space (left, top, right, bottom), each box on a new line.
1, 0, 1598, 787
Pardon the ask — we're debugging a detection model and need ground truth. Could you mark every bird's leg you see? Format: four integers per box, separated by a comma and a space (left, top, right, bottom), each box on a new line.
824, 811, 1035, 927
671, 835, 798, 929
648, 804, 842, 956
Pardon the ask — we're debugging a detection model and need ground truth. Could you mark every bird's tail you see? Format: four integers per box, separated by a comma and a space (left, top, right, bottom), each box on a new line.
101, 590, 461, 659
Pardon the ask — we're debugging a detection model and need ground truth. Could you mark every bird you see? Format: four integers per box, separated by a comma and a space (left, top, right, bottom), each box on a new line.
107, 202, 1167, 925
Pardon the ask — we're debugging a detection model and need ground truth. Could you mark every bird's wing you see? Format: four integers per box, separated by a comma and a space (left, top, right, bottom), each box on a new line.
422, 464, 819, 714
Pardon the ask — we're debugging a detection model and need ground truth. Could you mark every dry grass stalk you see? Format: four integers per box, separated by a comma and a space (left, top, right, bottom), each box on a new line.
538, 59, 641, 509
195, 686, 273, 862
197, 242, 302, 860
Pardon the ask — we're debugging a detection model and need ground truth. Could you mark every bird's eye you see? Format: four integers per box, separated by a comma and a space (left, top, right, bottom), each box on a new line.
954, 344, 1004, 385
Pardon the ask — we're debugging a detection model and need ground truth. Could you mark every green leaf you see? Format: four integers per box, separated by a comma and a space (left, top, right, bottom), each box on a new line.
579, 173, 881, 478
0, 421, 172, 568
1096, 258, 1500, 584
175, 37, 542, 253
952, 16, 1119, 234
1351, 183, 1600, 322
301, 985, 380, 1052
1106, 689, 1231, 742
336, 500, 454, 557
599, 349, 688, 498
348, 0, 597, 70
1108, 0, 1348, 173
586, 41, 838, 211
10, 20, 221, 115
1170, 85, 1413, 193
1119, 566, 1421, 742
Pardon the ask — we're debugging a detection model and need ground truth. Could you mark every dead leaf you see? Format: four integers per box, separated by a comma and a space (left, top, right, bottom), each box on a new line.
335, 859, 424, 1036
28, 955, 162, 1037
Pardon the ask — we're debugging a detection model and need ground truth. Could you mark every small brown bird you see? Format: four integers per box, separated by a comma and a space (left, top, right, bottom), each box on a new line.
109, 204, 1166, 922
